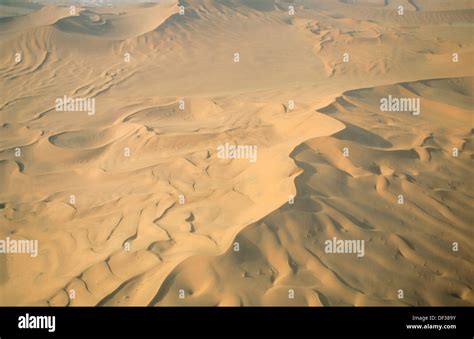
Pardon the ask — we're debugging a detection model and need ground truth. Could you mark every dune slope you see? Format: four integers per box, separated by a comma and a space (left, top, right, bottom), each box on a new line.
152, 77, 473, 306
0, 0, 472, 306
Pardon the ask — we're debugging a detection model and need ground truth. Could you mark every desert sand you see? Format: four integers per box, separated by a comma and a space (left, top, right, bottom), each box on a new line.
0, 0, 472, 306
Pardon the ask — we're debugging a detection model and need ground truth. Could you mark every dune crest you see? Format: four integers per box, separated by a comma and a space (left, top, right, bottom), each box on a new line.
0, 0, 473, 306
151, 77, 474, 306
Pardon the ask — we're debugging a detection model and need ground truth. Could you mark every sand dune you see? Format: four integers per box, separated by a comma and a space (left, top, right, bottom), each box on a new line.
0, 0, 472, 306
153, 77, 473, 306
54, 3, 178, 40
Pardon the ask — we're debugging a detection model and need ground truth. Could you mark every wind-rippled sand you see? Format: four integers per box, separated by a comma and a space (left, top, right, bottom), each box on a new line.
0, 0, 472, 306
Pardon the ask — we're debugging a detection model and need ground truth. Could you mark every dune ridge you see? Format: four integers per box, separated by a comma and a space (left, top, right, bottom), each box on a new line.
151, 77, 473, 306
0, 0, 472, 306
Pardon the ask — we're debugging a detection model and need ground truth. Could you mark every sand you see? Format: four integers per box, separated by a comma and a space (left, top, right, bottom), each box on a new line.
0, 0, 472, 306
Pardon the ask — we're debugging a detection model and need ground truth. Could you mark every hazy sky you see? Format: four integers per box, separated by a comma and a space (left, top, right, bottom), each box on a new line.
2, 0, 165, 3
